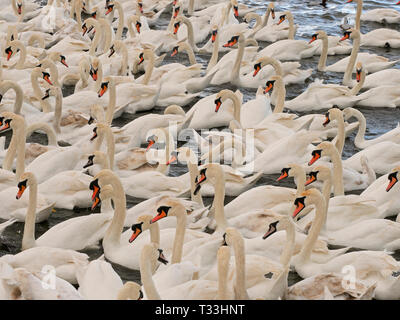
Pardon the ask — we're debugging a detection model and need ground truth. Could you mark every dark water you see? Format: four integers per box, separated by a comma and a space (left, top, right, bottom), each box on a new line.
1, 0, 400, 289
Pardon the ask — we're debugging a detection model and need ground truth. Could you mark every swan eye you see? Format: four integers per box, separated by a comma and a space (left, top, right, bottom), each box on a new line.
42, 72, 53, 86
264, 80, 275, 93
276, 168, 290, 182
129, 222, 144, 243
214, 97, 222, 112
386, 172, 399, 192
309, 149, 322, 166
253, 63, 262, 77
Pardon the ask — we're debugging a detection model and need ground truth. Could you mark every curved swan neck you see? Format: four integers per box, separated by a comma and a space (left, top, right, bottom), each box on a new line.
349, 109, 367, 148
231, 231, 249, 300
114, 2, 125, 40
171, 206, 187, 264
10, 40, 27, 70
355, 0, 362, 30
231, 36, 245, 83
349, 69, 365, 95
343, 31, 360, 86
181, 17, 196, 50
105, 78, 116, 125
180, 42, 196, 65
326, 147, 344, 196
53, 88, 62, 134
260, 57, 283, 76
299, 195, 326, 262
217, 246, 230, 299
142, 50, 155, 85
207, 29, 219, 72
286, 12, 295, 40
22, 176, 38, 250
26, 123, 58, 147
223, 90, 241, 124
149, 222, 160, 245
280, 219, 295, 267
140, 246, 161, 300
273, 77, 286, 113
187, 161, 204, 206
212, 166, 228, 232
334, 112, 345, 157
1, 81, 23, 114
318, 33, 328, 71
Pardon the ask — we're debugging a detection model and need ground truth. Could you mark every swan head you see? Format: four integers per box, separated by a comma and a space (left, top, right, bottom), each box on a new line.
5, 46, 13, 61
215, 89, 236, 112
91, 183, 114, 210
137, 0, 144, 13
309, 30, 327, 44
41, 86, 61, 100
105, 3, 114, 15
47, 52, 69, 68
293, 189, 323, 218
308, 141, 334, 166
340, 28, 359, 42
117, 282, 143, 300
222, 34, 241, 48
276, 164, 305, 182
267, 2, 275, 19
173, 2, 181, 18
83, 150, 107, 169
16, 172, 36, 200
194, 163, 224, 194
166, 147, 197, 166
323, 107, 343, 127
262, 215, 292, 240
90, 58, 101, 81
150, 200, 187, 223
211, 25, 218, 43
305, 165, 331, 186
0, 112, 24, 133
230, 0, 239, 17
355, 62, 364, 82
129, 215, 154, 243
224, 227, 244, 248
387, 167, 400, 192
342, 107, 359, 122
277, 11, 292, 26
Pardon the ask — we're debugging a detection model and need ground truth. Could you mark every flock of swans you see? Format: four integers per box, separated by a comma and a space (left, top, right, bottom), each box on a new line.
0, 0, 399, 300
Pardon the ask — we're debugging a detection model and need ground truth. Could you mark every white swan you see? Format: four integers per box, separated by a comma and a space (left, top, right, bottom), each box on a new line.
291, 188, 400, 300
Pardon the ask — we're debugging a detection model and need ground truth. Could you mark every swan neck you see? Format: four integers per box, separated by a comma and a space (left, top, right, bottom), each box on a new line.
213, 169, 228, 232
329, 149, 345, 196
273, 79, 286, 113
22, 180, 38, 250
187, 162, 204, 206
105, 79, 116, 125
280, 221, 295, 267
232, 235, 249, 300
149, 222, 160, 246
318, 35, 328, 71
171, 207, 186, 264
343, 34, 360, 86
140, 248, 161, 300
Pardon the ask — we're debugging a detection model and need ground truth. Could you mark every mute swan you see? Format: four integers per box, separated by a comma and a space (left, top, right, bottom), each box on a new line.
0, 247, 89, 284
287, 273, 375, 300
284, 62, 365, 112
348, 0, 400, 24
17, 172, 112, 251
343, 107, 400, 148
214, 89, 271, 129
308, 141, 375, 193
320, 29, 399, 86
355, 84, 400, 108
291, 188, 400, 300
140, 243, 233, 300
252, 56, 312, 86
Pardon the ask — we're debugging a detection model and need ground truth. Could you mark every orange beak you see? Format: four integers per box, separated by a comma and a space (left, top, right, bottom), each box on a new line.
166, 156, 177, 165
197, 173, 206, 184
91, 196, 100, 210
223, 38, 237, 47
386, 175, 398, 192
91, 185, 100, 201
44, 75, 53, 86
253, 65, 261, 77
136, 23, 141, 34
309, 36, 317, 44
146, 140, 154, 151
340, 33, 349, 41
323, 116, 330, 127
356, 70, 361, 82
7, 50, 13, 61
173, 8, 179, 18
293, 202, 305, 218
264, 83, 273, 94
277, 16, 285, 25
138, 55, 144, 65
211, 32, 217, 43
98, 85, 107, 97
16, 185, 26, 199
174, 23, 180, 34
233, 6, 239, 18
171, 48, 178, 57
92, 71, 98, 81
308, 153, 321, 166
0, 122, 10, 132
305, 175, 316, 186
346, 0, 353, 3
61, 58, 69, 68
151, 210, 167, 223
105, 6, 113, 15
276, 171, 288, 182
129, 229, 141, 243
215, 99, 222, 112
